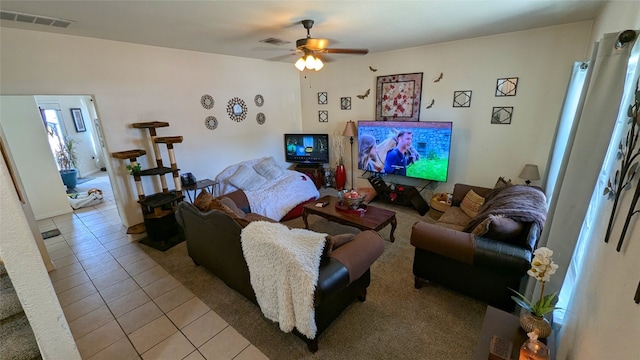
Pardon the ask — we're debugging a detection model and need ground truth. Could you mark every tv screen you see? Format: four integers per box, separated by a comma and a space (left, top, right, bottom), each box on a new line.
284, 133, 329, 164
357, 121, 452, 182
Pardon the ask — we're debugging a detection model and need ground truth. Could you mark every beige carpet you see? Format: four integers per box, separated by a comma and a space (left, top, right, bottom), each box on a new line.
141, 196, 487, 359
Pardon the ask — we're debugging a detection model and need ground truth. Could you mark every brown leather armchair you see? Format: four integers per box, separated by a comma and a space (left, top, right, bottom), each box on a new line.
175, 200, 384, 352
410, 183, 545, 312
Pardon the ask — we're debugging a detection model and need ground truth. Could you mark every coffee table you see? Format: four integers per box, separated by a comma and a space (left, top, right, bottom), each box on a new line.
302, 195, 397, 242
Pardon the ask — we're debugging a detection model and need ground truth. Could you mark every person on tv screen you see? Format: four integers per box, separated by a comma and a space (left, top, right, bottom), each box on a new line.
358, 134, 384, 172
384, 131, 413, 176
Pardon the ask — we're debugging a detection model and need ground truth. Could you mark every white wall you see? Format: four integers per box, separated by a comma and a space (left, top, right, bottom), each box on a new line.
300, 22, 593, 195
0, 28, 303, 228
556, 2, 640, 359
0, 148, 80, 359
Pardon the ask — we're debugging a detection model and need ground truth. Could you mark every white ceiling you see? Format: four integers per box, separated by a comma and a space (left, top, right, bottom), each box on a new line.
0, 1, 606, 64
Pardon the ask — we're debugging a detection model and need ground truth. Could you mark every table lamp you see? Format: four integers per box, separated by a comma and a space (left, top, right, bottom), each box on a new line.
518, 164, 540, 186
342, 120, 357, 190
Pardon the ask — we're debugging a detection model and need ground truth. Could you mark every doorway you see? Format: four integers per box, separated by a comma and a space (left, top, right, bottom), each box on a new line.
0, 95, 120, 222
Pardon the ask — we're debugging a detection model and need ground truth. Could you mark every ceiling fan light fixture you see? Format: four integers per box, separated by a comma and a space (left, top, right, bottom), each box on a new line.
305, 54, 316, 69
294, 57, 306, 71
314, 58, 324, 71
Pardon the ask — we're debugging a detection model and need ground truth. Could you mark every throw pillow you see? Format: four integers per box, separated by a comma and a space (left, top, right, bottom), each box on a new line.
207, 197, 242, 220
253, 156, 285, 181
218, 196, 246, 218
486, 215, 525, 241
471, 214, 525, 241
228, 164, 267, 191
323, 233, 356, 257
460, 189, 485, 218
494, 176, 513, 189
193, 189, 214, 212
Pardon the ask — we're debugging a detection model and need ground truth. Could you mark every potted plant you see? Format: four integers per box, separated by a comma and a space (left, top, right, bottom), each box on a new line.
56, 135, 80, 189
510, 247, 561, 338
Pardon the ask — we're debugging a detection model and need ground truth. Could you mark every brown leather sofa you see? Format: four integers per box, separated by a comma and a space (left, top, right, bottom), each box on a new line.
410, 183, 546, 312
175, 196, 385, 352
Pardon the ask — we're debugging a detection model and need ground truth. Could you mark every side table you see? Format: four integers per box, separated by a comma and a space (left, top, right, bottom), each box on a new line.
474, 306, 555, 360
183, 179, 219, 202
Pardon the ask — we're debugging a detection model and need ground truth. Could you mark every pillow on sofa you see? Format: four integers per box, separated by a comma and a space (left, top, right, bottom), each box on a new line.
323, 233, 356, 257
253, 156, 285, 181
494, 176, 513, 189
218, 196, 247, 218
472, 214, 524, 241
228, 164, 267, 191
193, 189, 215, 212
460, 189, 485, 218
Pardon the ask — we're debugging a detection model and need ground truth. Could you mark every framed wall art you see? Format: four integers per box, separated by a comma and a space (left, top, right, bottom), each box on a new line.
495, 77, 518, 96
318, 110, 328, 122
341, 97, 351, 110
491, 107, 513, 124
70, 108, 86, 132
375, 72, 423, 121
318, 92, 328, 105
453, 90, 472, 107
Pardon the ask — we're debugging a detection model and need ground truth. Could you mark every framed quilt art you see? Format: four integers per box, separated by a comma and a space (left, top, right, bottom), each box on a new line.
375, 72, 423, 121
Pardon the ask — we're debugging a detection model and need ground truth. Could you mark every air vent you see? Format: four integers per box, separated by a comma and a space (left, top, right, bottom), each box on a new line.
259, 38, 290, 46
0, 10, 73, 28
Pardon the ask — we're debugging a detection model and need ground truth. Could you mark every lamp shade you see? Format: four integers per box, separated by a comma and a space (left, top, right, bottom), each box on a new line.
342, 120, 357, 137
519, 164, 540, 181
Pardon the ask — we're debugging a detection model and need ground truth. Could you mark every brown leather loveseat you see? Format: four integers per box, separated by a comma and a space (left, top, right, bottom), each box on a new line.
175, 191, 384, 352
410, 183, 547, 312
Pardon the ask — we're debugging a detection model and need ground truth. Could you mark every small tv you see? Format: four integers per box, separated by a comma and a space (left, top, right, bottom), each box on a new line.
284, 133, 329, 164
357, 120, 453, 182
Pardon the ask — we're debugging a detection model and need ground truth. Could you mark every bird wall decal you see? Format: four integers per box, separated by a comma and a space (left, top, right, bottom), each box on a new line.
357, 89, 370, 99
433, 72, 443, 82
369, 66, 378, 72
425, 99, 435, 109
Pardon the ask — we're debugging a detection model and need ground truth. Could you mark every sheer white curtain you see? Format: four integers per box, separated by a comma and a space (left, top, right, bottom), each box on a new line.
540, 31, 639, 326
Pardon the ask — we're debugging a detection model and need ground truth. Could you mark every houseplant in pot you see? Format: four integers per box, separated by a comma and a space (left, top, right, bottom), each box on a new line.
56, 135, 80, 189
510, 247, 560, 338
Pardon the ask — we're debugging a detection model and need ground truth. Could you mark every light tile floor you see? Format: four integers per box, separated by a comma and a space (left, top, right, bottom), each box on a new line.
38, 172, 268, 360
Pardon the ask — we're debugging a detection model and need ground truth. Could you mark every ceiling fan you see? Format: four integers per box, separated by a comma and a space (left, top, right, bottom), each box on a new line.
293, 19, 369, 71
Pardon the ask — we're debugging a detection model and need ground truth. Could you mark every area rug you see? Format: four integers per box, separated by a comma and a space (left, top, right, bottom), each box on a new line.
140, 197, 487, 359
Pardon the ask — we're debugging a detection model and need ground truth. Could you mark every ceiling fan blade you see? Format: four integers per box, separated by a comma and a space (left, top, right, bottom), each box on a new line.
324, 48, 369, 55
314, 53, 335, 63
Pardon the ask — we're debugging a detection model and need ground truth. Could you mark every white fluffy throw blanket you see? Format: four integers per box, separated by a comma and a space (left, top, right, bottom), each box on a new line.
240, 221, 326, 339
244, 170, 319, 221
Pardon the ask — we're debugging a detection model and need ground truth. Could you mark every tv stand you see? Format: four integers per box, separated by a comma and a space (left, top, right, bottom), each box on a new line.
294, 163, 324, 190
368, 176, 429, 215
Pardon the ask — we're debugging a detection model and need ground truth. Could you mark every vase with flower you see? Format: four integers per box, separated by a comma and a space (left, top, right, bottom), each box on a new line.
511, 247, 560, 339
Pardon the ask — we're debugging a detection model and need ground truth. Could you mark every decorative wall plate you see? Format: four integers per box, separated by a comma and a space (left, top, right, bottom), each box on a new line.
226, 97, 248, 122
256, 112, 266, 125
205, 116, 218, 130
254, 94, 264, 107
491, 107, 513, 124
201, 94, 214, 109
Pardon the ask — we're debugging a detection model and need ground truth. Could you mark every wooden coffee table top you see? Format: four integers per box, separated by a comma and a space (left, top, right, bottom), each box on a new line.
302, 195, 397, 242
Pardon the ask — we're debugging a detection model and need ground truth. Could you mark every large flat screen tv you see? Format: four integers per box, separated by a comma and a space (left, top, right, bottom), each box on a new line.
284, 133, 329, 164
357, 120, 452, 182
